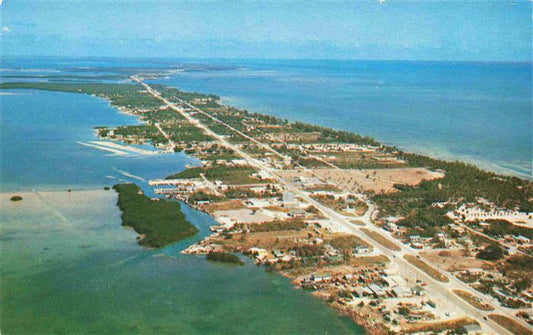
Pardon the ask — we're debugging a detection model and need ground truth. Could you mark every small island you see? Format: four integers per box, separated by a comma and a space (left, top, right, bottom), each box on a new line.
206, 251, 244, 265
113, 183, 198, 248
10, 196, 23, 202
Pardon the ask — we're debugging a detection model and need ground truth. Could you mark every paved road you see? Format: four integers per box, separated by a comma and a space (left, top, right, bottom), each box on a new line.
133, 77, 528, 334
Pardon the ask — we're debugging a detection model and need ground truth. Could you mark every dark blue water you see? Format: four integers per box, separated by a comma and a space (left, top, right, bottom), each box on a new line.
3, 57, 531, 179
1, 89, 198, 192
149, 59, 532, 179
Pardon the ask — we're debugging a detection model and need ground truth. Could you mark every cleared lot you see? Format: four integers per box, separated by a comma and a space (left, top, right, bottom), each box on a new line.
279, 168, 444, 194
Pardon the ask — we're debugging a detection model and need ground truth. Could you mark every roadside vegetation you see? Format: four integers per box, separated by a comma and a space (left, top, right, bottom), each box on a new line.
360, 228, 401, 251
453, 290, 494, 311
403, 254, 449, 282
488, 314, 532, 335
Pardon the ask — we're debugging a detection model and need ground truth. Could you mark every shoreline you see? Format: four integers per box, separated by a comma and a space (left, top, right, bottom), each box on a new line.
2, 79, 531, 334
217, 95, 532, 181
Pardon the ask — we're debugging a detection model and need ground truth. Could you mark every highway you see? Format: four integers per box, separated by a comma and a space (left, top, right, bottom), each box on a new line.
133, 76, 528, 334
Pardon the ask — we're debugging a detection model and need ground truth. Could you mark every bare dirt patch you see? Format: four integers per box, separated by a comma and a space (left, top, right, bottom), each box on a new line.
310, 167, 444, 194
420, 249, 492, 273
203, 200, 245, 212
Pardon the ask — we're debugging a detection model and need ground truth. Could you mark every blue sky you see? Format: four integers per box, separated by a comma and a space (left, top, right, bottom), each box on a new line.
1, 0, 531, 61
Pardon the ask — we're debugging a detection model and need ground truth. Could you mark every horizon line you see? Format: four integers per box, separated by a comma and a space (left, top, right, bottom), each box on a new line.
3, 54, 532, 65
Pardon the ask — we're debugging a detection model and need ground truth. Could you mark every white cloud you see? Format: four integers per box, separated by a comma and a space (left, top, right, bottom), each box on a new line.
2, 26, 11, 33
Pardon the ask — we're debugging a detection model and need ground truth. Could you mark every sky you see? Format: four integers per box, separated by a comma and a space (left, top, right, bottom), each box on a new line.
1, 0, 532, 61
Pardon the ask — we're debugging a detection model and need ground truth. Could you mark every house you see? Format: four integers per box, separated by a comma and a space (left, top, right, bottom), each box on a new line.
411, 285, 426, 296
354, 246, 371, 254
411, 242, 424, 249
282, 191, 295, 203
392, 286, 412, 298
328, 255, 344, 263
353, 287, 364, 298
516, 235, 531, 244
311, 272, 332, 282
410, 235, 421, 243
249, 247, 269, 260
288, 209, 307, 218
272, 249, 284, 258
384, 275, 407, 288
384, 222, 398, 232
467, 268, 485, 276
463, 324, 482, 335
344, 273, 354, 281
368, 284, 387, 297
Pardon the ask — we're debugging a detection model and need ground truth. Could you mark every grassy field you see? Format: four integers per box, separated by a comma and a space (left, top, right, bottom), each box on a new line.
360, 228, 401, 251
488, 314, 532, 335
453, 290, 494, 311
403, 254, 449, 283
113, 183, 198, 248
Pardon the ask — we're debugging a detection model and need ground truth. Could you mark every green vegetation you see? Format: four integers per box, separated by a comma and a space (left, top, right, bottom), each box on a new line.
329, 235, 370, 253
476, 245, 505, 261
293, 244, 325, 257
480, 219, 533, 239
374, 155, 532, 234
113, 183, 197, 248
291, 122, 379, 146
189, 191, 226, 204
164, 123, 213, 143
10, 196, 23, 201
107, 124, 167, 144
0, 82, 163, 110
153, 84, 219, 103
166, 165, 266, 185
206, 251, 244, 265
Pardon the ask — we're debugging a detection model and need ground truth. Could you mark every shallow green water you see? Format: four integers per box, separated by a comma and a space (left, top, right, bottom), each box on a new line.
1, 191, 363, 334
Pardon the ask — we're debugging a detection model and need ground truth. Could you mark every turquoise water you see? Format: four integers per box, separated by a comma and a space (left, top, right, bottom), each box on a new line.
150, 59, 532, 179
1, 85, 363, 333
1, 191, 360, 334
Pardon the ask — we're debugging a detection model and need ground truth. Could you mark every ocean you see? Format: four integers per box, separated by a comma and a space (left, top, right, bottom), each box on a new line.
149, 59, 532, 179
1, 57, 531, 334
1, 59, 363, 334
